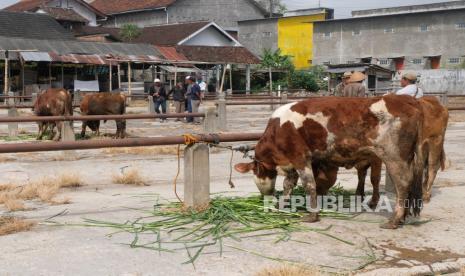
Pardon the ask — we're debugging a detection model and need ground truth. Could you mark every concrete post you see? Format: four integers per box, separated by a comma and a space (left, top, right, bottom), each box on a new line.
270, 91, 277, 111
203, 105, 217, 133
281, 92, 288, 105
32, 92, 38, 105
442, 91, 449, 106
7, 92, 18, 137
148, 96, 155, 114
61, 121, 75, 142
74, 91, 81, 106
217, 93, 227, 131
245, 64, 251, 95
184, 144, 210, 209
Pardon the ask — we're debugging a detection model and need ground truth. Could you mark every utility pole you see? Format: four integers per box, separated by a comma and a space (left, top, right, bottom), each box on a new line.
269, 0, 274, 17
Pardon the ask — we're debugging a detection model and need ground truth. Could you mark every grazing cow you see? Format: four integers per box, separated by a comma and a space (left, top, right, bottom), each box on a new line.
80, 93, 126, 139
235, 95, 427, 229
33, 88, 73, 141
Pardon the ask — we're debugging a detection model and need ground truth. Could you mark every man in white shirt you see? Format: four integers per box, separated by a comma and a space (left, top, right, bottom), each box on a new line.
396, 73, 423, 98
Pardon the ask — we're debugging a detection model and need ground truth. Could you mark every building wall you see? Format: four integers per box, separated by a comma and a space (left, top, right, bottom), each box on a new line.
313, 10, 465, 70
238, 19, 279, 57
47, 0, 98, 26
277, 13, 326, 69
101, 0, 265, 29
182, 26, 237, 46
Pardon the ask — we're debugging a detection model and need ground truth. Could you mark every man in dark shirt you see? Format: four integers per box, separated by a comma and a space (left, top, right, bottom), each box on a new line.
149, 79, 167, 122
168, 82, 186, 121
185, 76, 202, 124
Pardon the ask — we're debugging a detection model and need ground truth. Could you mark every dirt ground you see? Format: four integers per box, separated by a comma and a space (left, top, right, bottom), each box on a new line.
1, 102, 465, 276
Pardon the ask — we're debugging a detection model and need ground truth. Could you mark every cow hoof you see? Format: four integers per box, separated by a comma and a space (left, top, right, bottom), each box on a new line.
303, 213, 320, 223
380, 222, 398, 229
368, 200, 379, 210
423, 194, 432, 204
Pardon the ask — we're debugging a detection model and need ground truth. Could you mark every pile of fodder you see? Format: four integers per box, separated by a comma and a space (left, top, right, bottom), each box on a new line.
112, 168, 147, 186
80, 191, 355, 266
0, 173, 84, 211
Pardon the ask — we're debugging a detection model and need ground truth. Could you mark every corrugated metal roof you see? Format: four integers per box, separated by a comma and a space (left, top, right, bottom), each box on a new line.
155, 46, 189, 62
20, 51, 52, 62
0, 36, 163, 60
159, 66, 200, 73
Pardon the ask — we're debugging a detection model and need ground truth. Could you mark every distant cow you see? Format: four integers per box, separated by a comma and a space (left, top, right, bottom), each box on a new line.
80, 93, 126, 139
81, 93, 126, 139
235, 95, 427, 229
33, 88, 73, 141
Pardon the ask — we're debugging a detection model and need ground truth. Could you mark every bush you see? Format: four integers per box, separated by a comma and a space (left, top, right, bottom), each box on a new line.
289, 71, 319, 92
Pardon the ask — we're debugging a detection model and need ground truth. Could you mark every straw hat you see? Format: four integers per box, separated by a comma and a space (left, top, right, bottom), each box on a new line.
402, 72, 417, 82
349, 71, 366, 83
342, 71, 352, 79
154, 78, 161, 83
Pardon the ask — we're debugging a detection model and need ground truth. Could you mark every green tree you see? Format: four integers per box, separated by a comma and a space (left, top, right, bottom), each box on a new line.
260, 48, 294, 92
119, 24, 142, 42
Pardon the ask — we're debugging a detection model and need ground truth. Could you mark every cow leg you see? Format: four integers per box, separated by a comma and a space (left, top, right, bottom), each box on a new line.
283, 168, 299, 196
81, 121, 87, 138
314, 163, 339, 195
115, 120, 126, 139
298, 166, 320, 223
381, 161, 411, 229
53, 122, 62, 141
368, 158, 382, 209
423, 138, 443, 203
121, 120, 126, 138
355, 164, 369, 200
37, 122, 45, 140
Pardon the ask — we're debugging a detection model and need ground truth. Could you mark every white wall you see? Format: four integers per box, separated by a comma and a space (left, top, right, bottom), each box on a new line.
182, 26, 237, 46
47, 0, 98, 26
395, 69, 465, 94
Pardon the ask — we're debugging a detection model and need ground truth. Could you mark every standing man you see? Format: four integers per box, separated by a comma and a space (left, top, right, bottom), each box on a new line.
396, 72, 423, 98
185, 76, 202, 124
198, 77, 207, 99
334, 72, 352, 96
343, 71, 367, 97
149, 78, 167, 122
168, 82, 186, 121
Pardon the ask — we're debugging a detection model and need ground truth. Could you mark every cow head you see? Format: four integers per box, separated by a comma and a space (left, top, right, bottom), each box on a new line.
235, 161, 277, 196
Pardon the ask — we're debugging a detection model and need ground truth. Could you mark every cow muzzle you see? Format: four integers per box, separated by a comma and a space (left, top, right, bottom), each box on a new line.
254, 176, 276, 196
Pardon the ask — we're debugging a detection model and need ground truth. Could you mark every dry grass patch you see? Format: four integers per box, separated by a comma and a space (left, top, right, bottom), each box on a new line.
256, 265, 321, 276
0, 217, 35, 236
112, 169, 147, 186
57, 173, 84, 188
103, 145, 182, 156
0, 156, 16, 163
3, 198, 27, 212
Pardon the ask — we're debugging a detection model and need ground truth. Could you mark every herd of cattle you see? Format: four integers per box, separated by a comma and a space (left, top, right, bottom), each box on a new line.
30, 89, 449, 229
32, 88, 126, 140
235, 94, 448, 229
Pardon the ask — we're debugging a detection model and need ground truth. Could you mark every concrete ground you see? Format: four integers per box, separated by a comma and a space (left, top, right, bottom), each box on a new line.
1, 103, 465, 275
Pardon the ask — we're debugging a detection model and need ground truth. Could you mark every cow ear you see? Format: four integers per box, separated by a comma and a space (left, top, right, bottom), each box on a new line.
234, 162, 255, 174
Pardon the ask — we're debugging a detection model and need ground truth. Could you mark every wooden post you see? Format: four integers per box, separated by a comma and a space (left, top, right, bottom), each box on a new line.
61, 63, 64, 89
174, 65, 178, 85
219, 64, 227, 93
229, 64, 233, 93
4, 52, 9, 94
246, 64, 251, 95
127, 62, 132, 104
7, 92, 18, 138
49, 62, 52, 87
269, 66, 272, 96
117, 63, 121, 91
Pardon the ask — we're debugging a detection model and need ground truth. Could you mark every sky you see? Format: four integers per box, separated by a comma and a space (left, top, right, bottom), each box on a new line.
0, 0, 456, 18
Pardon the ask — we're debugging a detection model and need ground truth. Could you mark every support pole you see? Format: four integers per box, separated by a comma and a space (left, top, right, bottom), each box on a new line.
117, 63, 121, 91
219, 64, 227, 93
127, 62, 132, 104
203, 106, 217, 133
4, 52, 9, 94
49, 62, 52, 87
7, 92, 18, 138
270, 91, 277, 111
109, 62, 113, 92
31, 92, 38, 105
246, 64, 251, 95
61, 63, 64, 88
229, 64, 233, 93
217, 92, 227, 131
184, 144, 210, 209
280, 91, 288, 105
148, 96, 155, 114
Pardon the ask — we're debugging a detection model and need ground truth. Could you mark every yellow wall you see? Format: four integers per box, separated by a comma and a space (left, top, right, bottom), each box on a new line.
278, 13, 326, 70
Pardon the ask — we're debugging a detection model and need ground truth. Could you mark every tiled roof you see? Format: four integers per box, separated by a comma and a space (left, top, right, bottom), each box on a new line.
176, 45, 260, 64
131, 21, 210, 45
0, 11, 76, 40
41, 7, 89, 23
3, 0, 49, 12
90, 0, 176, 15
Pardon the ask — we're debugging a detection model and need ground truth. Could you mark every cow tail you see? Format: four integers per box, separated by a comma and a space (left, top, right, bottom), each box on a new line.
409, 119, 427, 217
440, 148, 446, 171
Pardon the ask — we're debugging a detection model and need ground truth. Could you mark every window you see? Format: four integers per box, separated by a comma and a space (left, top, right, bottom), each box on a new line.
352, 30, 361, 36
262, 32, 272, 38
456, 22, 465, 29
379, 59, 390, 65
412, 59, 423, 64
419, 24, 429, 32
323, 32, 331, 38
449, 57, 461, 64
307, 60, 313, 65
323, 61, 330, 65
384, 27, 394, 33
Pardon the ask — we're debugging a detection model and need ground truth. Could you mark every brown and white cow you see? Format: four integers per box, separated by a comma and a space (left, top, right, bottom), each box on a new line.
332, 96, 448, 206
235, 95, 427, 229
33, 88, 73, 141
80, 93, 126, 139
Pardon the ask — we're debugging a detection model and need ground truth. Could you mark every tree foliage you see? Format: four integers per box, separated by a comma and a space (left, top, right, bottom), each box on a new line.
289, 71, 320, 92
260, 48, 294, 72
119, 24, 142, 42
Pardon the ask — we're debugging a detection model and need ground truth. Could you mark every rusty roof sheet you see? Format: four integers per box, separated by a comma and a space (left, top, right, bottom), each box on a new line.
90, 0, 176, 15
155, 46, 189, 62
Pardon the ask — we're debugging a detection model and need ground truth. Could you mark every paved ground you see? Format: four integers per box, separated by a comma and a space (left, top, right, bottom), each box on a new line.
1, 103, 465, 275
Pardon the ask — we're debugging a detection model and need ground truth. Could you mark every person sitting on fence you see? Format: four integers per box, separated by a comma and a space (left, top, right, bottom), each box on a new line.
396, 72, 424, 98
168, 82, 186, 122
334, 71, 352, 97
150, 79, 167, 122
343, 71, 367, 97
185, 76, 202, 124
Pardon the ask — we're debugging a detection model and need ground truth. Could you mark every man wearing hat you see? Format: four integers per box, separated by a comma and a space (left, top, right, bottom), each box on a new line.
334, 71, 352, 96
396, 72, 423, 98
343, 71, 367, 97
149, 78, 167, 122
